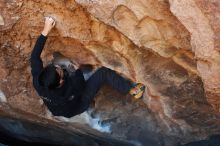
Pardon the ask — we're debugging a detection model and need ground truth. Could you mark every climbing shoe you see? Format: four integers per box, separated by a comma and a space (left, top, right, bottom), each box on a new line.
129, 83, 145, 99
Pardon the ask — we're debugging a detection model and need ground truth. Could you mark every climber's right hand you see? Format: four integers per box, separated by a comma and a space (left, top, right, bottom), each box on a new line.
71, 60, 80, 70
41, 16, 56, 36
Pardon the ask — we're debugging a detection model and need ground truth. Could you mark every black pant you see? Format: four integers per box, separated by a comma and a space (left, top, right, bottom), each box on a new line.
78, 67, 133, 113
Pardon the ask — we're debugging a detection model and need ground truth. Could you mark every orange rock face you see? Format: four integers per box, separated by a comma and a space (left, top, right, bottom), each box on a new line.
169, 0, 220, 111
0, 0, 220, 145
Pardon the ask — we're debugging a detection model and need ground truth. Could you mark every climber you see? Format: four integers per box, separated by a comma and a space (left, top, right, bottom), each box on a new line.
30, 16, 145, 118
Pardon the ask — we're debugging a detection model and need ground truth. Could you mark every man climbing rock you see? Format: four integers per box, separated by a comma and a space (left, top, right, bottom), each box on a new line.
31, 16, 145, 118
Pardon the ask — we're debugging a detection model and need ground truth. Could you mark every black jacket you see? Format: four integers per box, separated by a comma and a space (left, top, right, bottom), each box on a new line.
31, 35, 87, 117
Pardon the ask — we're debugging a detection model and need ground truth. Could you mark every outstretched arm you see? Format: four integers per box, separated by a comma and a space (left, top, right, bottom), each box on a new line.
31, 17, 55, 77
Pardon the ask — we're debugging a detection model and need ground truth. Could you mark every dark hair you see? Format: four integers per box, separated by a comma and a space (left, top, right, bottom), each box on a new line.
38, 64, 60, 89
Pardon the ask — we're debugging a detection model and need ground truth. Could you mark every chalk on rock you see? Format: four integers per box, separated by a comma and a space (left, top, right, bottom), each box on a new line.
0, 90, 7, 103
0, 15, 4, 25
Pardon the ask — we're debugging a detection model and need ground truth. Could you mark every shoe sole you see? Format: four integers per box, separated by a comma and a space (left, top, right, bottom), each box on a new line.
134, 85, 145, 99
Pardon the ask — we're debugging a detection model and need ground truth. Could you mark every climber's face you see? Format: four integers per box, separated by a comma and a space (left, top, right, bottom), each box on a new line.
55, 65, 64, 87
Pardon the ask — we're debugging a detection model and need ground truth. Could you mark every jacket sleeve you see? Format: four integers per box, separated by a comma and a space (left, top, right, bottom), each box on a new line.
30, 34, 47, 89
74, 69, 86, 92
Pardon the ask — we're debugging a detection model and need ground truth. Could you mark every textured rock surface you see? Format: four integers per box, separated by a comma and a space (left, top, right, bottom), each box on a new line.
0, 0, 220, 145
169, 0, 220, 112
